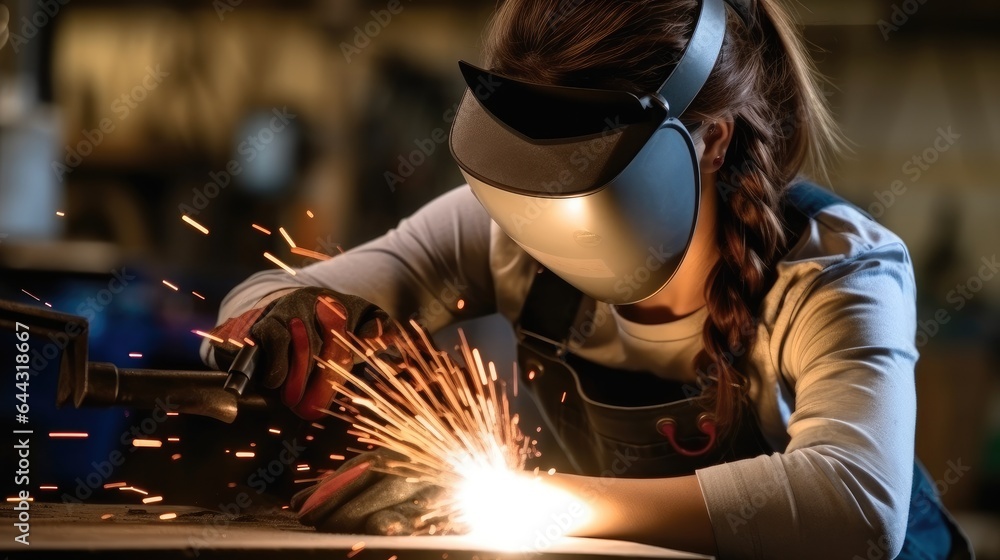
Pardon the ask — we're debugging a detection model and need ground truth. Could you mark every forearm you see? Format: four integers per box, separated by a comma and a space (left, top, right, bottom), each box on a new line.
546, 472, 717, 555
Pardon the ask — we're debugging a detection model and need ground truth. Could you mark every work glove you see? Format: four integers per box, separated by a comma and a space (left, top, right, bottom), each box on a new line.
207, 287, 392, 420
291, 449, 446, 535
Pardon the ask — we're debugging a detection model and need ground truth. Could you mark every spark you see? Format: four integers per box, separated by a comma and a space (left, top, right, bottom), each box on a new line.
44, 302, 52, 307
133, 439, 162, 448
263, 252, 296, 275
120, 486, 148, 495
311, 423, 325, 430
49, 432, 88, 439
278, 227, 297, 248
181, 215, 210, 235
101, 514, 114, 520
167, 412, 179, 417
192, 291, 206, 300
561, 391, 567, 403
291, 247, 332, 261
39, 485, 58, 490
318, 296, 347, 320
167, 437, 180, 442
6, 496, 33, 502
56, 211, 66, 217
162, 280, 179, 291
171, 454, 181, 460
457, 299, 465, 310
159, 513, 177, 520
192, 330, 224, 344
21, 289, 40, 301
252, 223, 272, 235
142, 496, 163, 504
311, 321, 589, 547
268, 428, 281, 435
329, 454, 345, 461
235, 451, 255, 458
227, 338, 245, 348
103, 482, 126, 489
296, 464, 310, 471
306, 210, 315, 218
128, 352, 143, 358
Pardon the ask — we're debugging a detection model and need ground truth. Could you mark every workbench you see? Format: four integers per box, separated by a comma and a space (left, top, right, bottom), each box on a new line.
1, 503, 712, 559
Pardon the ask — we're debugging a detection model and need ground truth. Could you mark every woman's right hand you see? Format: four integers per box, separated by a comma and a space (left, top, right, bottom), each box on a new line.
207, 287, 390, 420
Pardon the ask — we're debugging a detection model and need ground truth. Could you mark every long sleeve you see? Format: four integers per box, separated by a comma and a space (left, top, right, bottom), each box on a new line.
696, 241, 918, 559
201, 185, 496, 366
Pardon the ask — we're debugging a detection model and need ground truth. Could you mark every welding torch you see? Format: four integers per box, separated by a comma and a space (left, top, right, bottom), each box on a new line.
1, 298, 269, 423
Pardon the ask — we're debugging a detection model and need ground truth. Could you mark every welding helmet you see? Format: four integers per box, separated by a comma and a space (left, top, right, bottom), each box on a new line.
450, 0, 739, 305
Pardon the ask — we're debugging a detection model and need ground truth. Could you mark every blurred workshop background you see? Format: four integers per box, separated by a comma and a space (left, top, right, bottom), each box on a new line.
0, 0, 998, 554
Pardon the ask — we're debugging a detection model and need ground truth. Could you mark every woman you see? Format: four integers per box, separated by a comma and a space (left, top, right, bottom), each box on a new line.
203, 0, 971, 557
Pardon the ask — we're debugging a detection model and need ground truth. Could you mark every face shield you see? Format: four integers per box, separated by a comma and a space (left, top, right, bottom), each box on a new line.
449, 0, 733, 305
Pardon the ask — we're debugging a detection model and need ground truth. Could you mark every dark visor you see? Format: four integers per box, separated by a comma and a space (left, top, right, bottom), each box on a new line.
450, 62, 676, 197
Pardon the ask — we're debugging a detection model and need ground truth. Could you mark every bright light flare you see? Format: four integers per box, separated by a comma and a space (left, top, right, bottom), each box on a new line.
452, 465, 591, 550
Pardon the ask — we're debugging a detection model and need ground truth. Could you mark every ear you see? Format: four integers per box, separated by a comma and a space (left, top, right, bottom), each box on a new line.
697, 118, 735, 174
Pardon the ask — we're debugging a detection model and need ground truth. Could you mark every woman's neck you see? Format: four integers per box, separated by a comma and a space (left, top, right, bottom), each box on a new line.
614, 173, 720, 324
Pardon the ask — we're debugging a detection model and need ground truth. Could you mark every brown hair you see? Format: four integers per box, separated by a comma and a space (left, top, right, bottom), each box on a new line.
483, 0, 843, 430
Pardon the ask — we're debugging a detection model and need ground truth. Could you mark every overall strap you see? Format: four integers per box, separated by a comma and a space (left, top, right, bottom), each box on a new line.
516, 266, 584, 355
781, 180, 871, 245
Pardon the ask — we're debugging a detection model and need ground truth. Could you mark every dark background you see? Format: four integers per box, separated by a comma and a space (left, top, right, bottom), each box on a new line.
0, 0, 998, 555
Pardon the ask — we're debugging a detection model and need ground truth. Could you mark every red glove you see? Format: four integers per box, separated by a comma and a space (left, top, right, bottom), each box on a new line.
208, 287, 390, 420
291, 449, 444, 535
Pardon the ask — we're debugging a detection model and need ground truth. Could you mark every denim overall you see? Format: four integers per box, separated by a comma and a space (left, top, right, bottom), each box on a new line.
513, 182, 973, 559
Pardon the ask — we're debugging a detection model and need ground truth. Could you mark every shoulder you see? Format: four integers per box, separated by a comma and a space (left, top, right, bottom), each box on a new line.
782, 199, 911, 268
765, 198, 919, 378
776, 200, 915, 297
408, 183, 491, 222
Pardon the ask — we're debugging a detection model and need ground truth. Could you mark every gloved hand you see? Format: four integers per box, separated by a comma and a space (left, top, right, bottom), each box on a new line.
207, 287, 391, 420
291, 449, 445, 535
